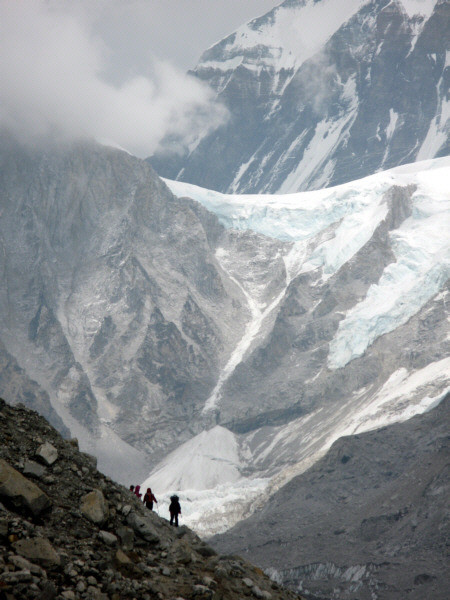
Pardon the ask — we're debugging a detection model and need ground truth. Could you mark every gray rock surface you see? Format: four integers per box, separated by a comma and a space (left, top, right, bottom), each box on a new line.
12, 537, 61, 567
126, 511, 160, 544
0, 135, 288, 481
211, 395, 450, 599
80, 490, 109, 525
22, 461, 46, 479
36, 441, 58, 466
98, 530, 117, 545
0, 338, 69, 437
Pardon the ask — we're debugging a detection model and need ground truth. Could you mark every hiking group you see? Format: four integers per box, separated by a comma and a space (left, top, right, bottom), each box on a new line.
129, 485, 182, 526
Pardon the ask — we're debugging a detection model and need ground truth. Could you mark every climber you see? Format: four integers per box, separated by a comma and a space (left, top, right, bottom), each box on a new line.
134, 484, 142, 499
129, 485, 135, 493
169, 494, 181, 526
143, 487, 158, 510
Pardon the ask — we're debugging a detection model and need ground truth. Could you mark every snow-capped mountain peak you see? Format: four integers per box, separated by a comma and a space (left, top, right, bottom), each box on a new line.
200, 0, 369, 77
151, 0, 449, 195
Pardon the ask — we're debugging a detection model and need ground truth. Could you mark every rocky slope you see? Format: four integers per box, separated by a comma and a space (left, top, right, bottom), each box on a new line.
210, 395, 450, 600
0, 338, 69, 437
0, 396, 303, 600
151, 0, 449, 194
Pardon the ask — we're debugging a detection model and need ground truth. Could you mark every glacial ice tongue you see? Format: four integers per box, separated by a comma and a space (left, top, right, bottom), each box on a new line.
145, 158, 450, 536
140, 425, 270, 536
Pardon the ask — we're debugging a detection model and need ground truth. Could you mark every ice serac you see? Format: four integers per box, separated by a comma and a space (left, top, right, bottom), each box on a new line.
150, 0, 449, 194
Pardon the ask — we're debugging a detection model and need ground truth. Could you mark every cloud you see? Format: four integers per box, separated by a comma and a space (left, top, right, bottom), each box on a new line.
0, 1, 228, 157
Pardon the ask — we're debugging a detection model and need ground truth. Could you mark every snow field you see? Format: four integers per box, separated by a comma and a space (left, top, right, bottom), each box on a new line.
140, 425, 270, 535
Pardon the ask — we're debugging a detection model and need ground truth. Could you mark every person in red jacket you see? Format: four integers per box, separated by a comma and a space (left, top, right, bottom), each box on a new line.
143, 487, 158, 510
134, 484, 142, 499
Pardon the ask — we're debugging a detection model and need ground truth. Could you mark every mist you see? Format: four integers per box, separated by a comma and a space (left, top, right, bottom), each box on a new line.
0, 1, 228, 157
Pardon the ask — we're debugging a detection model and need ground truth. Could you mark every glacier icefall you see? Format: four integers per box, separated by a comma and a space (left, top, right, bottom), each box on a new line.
165, 156, 450, 370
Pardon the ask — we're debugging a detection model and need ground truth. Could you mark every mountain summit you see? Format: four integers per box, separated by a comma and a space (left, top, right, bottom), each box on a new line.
151, 0, 449, 193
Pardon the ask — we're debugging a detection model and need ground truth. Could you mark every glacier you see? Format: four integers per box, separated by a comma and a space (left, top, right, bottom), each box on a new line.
144, 157, 450, 536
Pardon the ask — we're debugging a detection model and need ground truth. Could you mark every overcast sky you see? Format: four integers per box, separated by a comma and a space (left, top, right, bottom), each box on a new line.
0, 0, 280, 157
95, 1, 281, 76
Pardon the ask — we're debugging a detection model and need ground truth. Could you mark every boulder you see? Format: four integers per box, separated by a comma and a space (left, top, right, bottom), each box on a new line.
12, 537, 60, 567
113, 548, 140, 577
9, 554, 40, 573
126, 512, 160, 544
1, 570, 33, 583
99, 530, 117, 545
0, 459, 52, 515
202, 576, 217, 589
80, 489, 108, 525
192, 584, 213, 598
36, 442, 58, 466
170, 539, 192, 565
23, 460, 46, 478
195, 542, 217, 557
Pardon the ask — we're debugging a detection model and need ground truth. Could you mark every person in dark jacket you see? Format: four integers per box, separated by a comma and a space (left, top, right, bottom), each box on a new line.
143, 487, 158, 510
169, 495, 181, 526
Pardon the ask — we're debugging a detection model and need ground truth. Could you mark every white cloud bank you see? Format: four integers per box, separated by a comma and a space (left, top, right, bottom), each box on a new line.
0, 1, 227, 157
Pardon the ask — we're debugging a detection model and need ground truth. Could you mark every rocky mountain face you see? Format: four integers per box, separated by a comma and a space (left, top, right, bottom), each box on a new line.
0, 135, 291, 483
0, 338, 69, 437
150, 0, 449, 194
0, 397, 303, 600
211, 395, 450, 600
